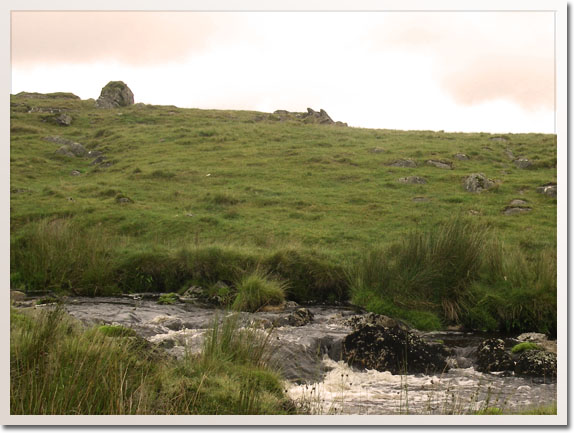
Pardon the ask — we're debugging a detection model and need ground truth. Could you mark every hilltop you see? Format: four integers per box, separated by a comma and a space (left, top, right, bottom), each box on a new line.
9, 87, 557, 333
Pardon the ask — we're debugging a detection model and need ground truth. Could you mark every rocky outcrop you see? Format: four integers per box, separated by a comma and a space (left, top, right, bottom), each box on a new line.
43, 112, 73, 126
343, 324, 449, 374
463, 173, 495, 193
96, 81, 134, 108
55, 142, 89, 158
475, 338, 515, 373
271, 108, 346, 126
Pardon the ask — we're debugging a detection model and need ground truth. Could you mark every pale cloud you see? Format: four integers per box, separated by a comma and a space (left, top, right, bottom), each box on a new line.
10, 11, 556, 133
11, 11, 247, 66
367, 12, 555, 111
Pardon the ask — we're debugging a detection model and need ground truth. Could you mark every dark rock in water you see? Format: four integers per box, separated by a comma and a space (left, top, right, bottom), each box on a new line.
273, 308, 314, 327
536, 183, 557, 198
475, 338, 515, 373
398, 176, 427, 184
463, 173, 495, 193
96, 81, 135, 108
342, 324, 449, 374
514, 350, 556, 378
344, 312, 409, 331
389, 159, 417, 168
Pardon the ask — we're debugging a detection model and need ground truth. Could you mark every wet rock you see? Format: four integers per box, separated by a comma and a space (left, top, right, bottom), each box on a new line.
514, 158, 532, 169
96, 81, 135, 108
389, 159, 417, 168
536, 183, 557, 198
514, 350, 556, 378
463, 173, 495, 193
344, 312, 409, 331
398, 176, 427, 184
475, 338, 515, 373
454, 153, 469, 161
273, 308, 314, 327
426, 159, 453, 170
343, 324, 449, 374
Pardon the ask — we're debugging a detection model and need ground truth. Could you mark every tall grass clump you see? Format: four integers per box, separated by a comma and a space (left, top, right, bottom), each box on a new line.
350, 218, 487, 327
10, 219, 117, 295
11, 307, 293, 415
465, 245, 557, 335
10, 307, 157, 414
232, 271, 287, 312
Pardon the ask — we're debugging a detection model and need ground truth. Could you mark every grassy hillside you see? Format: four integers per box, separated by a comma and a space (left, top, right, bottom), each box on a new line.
10, 92, 557, 333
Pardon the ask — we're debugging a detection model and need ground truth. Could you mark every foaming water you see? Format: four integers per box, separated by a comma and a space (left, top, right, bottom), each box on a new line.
287, 357, 557, 415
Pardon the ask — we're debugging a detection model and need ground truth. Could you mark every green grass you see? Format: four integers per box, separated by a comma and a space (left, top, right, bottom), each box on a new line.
511, 342, 542, 354
10, 307, 292, 415
231, 271, 287, 312
9, 92, 557, 333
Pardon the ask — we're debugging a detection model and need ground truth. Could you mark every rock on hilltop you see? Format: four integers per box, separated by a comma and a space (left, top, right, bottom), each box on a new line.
96, 81, 135, 109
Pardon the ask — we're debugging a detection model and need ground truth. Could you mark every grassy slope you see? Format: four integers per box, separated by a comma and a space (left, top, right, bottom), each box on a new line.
10, 93, 557, 330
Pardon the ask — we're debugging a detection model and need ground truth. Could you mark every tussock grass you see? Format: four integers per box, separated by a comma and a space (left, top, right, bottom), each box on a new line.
232, 271, 287, 312
10, 307, 292, 415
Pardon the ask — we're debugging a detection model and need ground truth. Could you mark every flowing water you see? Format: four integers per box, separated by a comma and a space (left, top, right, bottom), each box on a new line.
59, 296, 556, 415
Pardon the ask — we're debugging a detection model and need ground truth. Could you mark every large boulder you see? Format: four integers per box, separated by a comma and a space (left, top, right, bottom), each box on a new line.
475, 338, 514, 373
96, 81, 134, 108
463, 173, 495, 193
343, 324, 449, 374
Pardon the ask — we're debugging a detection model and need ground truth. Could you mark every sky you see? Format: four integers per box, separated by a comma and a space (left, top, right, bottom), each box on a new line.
10, 11, 556, 133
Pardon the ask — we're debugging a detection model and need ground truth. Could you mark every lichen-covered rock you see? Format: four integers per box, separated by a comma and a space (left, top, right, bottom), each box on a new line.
55, 142, 88, 158
273, 308, 314, 327
426, 159, 453, 170
463, 173, 495, 193
514, 350, 557, 378
344, 312, 409, 331
475, 338, 515, 373
536, 183, 557, 198
96, 81, 134, 108
389, 159, 417, 168
343, 324, 449, 374
398, 176, 427, 184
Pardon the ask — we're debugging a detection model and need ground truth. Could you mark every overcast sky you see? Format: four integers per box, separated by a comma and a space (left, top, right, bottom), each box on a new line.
11, 11, 556, 133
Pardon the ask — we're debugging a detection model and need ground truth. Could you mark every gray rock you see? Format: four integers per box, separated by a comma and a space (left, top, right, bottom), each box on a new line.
44, 136, 76, 145
273, 308, 314, 327
96, 81, 135, 108
509, 199, 529, 207
55, 142, 88, 158
503, 206, 532, 215
70, 170, 81, 176
504, 149, 516, 160
537, 183, 557, 198
454, 153, 469, 161
426, 159, 453, 170
412, 196, 429, 202
463, 173, 495, 193
389, 159, 417, 168
371, 147, 385, 153
43, 112, 72, 126
398, 176, 427, 184
514, 158, 532, 169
